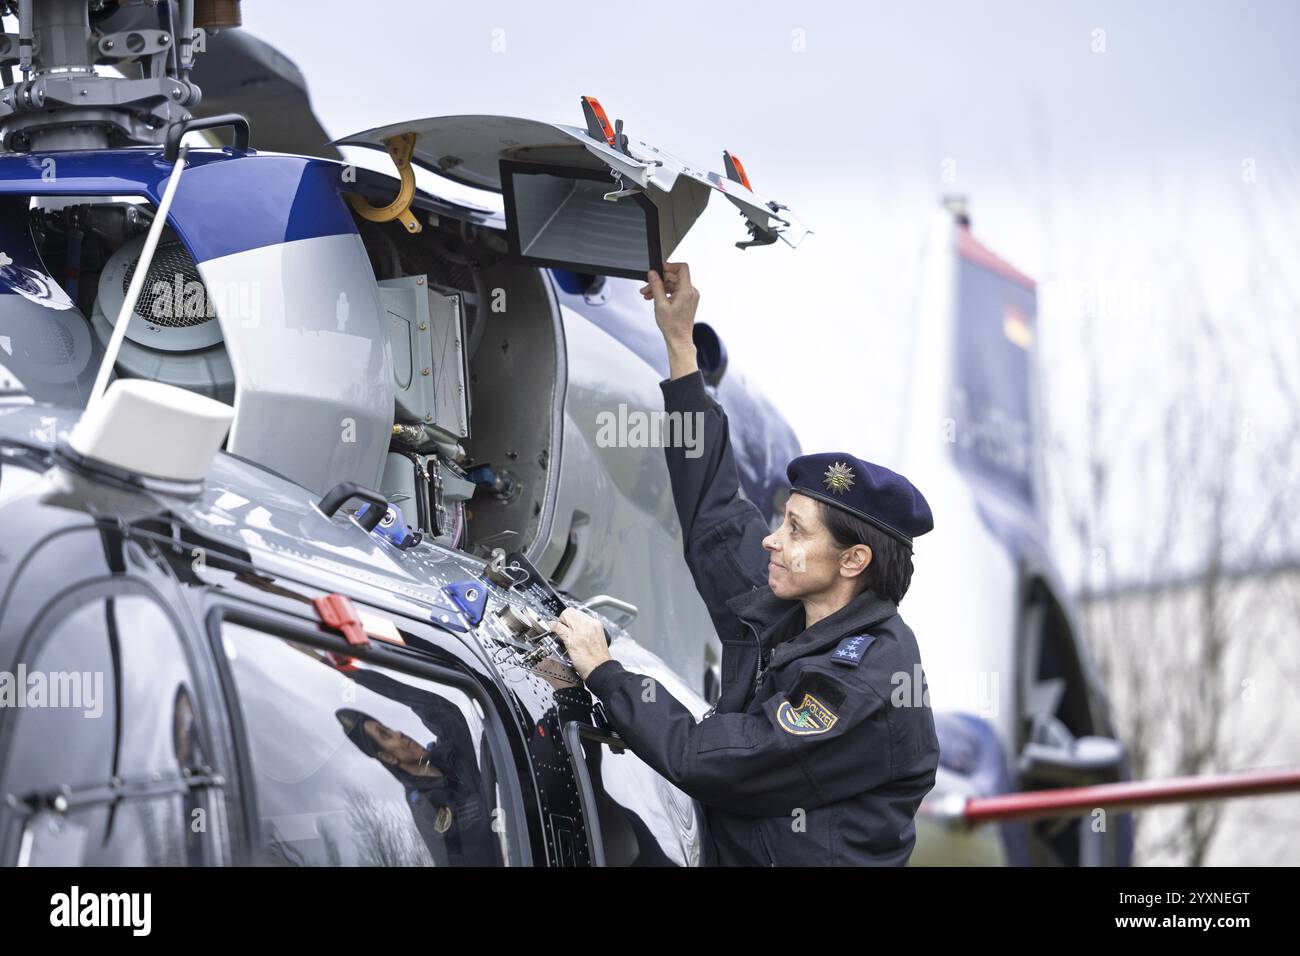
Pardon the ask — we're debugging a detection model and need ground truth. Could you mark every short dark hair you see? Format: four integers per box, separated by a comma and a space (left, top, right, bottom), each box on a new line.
816, 500, 915, 604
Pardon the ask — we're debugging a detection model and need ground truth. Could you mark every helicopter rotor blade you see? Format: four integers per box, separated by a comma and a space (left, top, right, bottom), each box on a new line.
188, 29, 340, 160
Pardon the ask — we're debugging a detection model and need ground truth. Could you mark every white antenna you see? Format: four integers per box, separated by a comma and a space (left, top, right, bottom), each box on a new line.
87, 145, 190, 405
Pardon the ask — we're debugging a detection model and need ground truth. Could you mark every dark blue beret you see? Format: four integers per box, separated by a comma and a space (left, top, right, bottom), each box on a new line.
786, 452, 933, 547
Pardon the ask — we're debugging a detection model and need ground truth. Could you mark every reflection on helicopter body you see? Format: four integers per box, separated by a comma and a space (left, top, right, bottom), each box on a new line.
336, 669, 501, 867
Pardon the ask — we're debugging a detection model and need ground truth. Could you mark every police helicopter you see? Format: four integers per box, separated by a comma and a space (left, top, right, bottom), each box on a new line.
0, 0, 808, 867
3, 1, 1291, 869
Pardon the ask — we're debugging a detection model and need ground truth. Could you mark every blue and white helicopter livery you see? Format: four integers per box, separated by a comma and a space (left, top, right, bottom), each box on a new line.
8, 0, 1274, 869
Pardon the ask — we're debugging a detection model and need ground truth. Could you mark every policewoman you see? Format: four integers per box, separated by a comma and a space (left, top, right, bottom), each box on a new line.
549, 263, 942, 867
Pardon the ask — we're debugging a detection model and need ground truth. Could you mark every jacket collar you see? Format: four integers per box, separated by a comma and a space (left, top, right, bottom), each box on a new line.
726, 585, 899, 668
725, 585, 796, 628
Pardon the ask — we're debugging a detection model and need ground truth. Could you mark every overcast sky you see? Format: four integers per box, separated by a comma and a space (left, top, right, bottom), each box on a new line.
242, 0, 1300, 585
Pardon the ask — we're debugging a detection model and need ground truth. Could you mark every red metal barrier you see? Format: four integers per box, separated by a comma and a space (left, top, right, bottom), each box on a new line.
962, 766, 1300, 825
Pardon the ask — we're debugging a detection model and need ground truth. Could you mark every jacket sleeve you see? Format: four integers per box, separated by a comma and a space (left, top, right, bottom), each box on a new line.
585, 658, 893, 817
660, 371, 771, 626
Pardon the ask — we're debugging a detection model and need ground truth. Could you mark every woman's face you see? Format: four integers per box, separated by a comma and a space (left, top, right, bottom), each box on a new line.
363, 719, 441, 777
761, 493, 869, 600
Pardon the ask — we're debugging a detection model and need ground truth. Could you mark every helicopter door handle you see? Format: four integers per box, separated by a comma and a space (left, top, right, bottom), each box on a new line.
580, 595, 638, 628
317, 481, 389, 532
165, 112, 252, 161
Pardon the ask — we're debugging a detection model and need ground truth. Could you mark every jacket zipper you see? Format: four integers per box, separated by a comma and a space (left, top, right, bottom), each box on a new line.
743, 620, 780, 867
743, 619, 765, 698
755, 821, 777, 867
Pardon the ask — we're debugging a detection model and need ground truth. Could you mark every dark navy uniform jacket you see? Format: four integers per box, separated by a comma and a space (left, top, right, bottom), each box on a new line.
584, 371, 941, 866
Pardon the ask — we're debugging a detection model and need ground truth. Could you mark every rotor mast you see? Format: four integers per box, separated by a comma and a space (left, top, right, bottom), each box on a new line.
0, 0, 239, 152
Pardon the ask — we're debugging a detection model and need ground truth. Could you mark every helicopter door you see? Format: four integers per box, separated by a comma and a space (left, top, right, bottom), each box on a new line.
331, 111, 808, 280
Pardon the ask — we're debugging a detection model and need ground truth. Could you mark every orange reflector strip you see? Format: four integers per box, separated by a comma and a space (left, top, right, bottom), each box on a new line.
724, 150, 752, 190
582, 95, 616, 146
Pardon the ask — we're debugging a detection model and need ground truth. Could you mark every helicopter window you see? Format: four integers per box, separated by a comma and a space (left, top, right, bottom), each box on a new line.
564, 723, 702, 867
220, 621, 513, 867
2, 593, 225, 866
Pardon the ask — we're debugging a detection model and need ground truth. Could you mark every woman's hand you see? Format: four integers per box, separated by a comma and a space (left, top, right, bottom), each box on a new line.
548, 607, 613, 681
641, 261, 699, 380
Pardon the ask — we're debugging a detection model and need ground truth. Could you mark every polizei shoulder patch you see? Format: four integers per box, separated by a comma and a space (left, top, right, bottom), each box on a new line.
776, 693, 839, 735
830, 633, 876, 666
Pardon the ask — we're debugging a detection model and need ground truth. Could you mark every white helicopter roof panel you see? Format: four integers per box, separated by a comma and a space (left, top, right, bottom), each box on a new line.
331, 114, 808, 254
334, 114, 586, 191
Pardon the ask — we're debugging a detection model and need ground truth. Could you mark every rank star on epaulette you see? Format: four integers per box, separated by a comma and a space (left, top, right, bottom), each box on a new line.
830, 633, 876, 666
823, 461, 855, 495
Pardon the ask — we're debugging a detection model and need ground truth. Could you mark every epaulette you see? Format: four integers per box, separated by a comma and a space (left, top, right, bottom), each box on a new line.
829, 633, 876, 666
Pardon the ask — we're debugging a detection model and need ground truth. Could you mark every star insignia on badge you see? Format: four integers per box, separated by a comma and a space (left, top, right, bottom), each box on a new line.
823, 461, 855, 495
